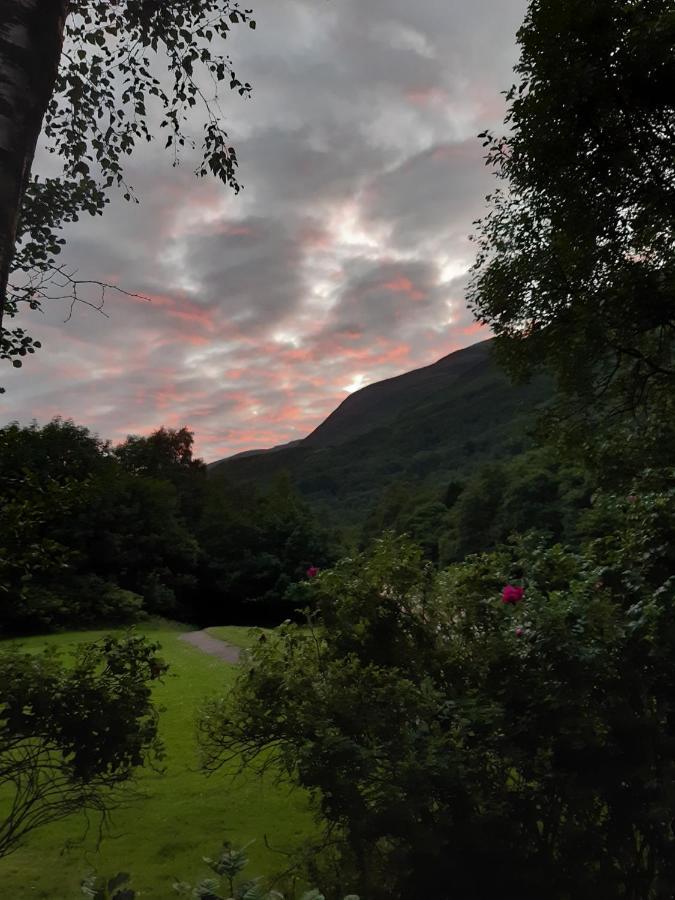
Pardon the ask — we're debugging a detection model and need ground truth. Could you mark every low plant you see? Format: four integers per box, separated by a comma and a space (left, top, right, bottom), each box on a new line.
81, 841, 360, 900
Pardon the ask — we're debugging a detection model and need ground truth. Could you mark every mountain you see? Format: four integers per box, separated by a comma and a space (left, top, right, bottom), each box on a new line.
222, 439, 303, 462
209, 340, 551, 525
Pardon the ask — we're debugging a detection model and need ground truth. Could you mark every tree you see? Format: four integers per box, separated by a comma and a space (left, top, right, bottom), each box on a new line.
115, 427, 205, 479
0, 417, 110, 482
468, 0, 675, 421
197, 473, 334, 624
0, 632, 165, 858
0, 419, 201, 632
0, 0, 255, 372
115, 426, 208, 529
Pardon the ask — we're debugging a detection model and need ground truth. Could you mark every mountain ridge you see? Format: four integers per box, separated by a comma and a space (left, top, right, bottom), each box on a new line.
210, 339, 550, 525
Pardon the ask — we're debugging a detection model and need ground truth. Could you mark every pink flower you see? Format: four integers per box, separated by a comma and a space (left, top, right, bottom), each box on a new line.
501, 585, 524, 605
306, 566, 319, 578
515, 626, 524, 638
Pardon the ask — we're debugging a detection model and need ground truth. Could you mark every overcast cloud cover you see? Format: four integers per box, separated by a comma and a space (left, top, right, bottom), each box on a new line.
1, 0, 527, 460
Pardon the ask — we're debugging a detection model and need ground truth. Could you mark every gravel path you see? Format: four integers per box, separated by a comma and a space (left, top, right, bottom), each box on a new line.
179, 629, 241, 664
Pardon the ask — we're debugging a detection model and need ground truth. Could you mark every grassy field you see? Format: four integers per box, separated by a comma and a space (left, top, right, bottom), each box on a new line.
207, 625, 273, 649
0, 621, 315, 898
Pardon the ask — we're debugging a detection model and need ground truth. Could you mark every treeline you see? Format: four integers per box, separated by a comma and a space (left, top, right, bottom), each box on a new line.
0, 419, 334, 634
0, 416, 605, 636
361, 447, 593, 564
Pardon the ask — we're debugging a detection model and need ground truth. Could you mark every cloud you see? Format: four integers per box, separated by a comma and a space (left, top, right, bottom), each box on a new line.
362, 140, 491, 252
0, 0, 528, 459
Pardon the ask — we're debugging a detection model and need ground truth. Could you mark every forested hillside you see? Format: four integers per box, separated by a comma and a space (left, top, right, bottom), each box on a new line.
210, 340, 551, 526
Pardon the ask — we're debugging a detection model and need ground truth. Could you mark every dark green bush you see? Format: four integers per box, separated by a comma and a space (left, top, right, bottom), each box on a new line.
201, 469, 675, 899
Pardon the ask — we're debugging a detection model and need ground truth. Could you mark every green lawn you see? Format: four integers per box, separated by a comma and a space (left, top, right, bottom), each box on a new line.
0, 621, 315, 898
207, 625, 272, 649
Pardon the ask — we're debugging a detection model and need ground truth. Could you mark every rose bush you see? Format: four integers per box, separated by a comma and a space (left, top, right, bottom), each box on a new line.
200, 469, 675, 899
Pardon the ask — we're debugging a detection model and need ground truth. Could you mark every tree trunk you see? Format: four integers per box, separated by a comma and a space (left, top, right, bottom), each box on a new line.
0, 0, 69, 334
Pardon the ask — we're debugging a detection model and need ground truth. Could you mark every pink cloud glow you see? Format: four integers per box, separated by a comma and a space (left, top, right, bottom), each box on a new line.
405, 86, 449, 107
382, 275, 427, 302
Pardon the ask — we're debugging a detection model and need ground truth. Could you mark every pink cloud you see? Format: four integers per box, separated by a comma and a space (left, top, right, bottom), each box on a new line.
382, 275, 427, 302
463, 322, 488, 336
404, 86, 449, 107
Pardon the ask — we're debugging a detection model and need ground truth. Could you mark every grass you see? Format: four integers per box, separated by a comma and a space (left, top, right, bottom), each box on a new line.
0, 621, 315, 898
206, 625, 272, 650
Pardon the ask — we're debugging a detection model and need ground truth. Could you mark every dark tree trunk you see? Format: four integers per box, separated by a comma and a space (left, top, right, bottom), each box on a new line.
0, 0, 69, 333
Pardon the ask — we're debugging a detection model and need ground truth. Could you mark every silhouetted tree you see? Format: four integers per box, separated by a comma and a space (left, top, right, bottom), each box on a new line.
469, 0, 675, 420
1, 0, 255, 369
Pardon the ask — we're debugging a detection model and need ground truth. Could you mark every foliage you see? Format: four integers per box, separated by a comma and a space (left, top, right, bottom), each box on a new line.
0, 420, 199, 632
441, 448, 591, 562
0, 418, 110, 480
0, 419, 334, 634
0, 468, 81, 632
116, 426, 204, 475
359, 448, 591, 565
81, 840, 359, 900
468, 0, 675, 422
0, 632, 165, 859
201, 474, 675, 899
196, 474, 334, 624
4, 0, 256, 373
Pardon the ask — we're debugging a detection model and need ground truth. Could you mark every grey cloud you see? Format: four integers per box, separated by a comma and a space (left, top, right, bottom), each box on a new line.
329, 258, 442, 336
362, 139, 493, 249
179, 216, 306, 333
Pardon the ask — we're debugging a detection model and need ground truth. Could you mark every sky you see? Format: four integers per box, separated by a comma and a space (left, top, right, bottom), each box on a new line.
1, 0, 528, 461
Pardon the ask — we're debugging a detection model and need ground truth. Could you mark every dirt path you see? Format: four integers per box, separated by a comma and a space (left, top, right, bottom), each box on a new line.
179, 629, 241, 664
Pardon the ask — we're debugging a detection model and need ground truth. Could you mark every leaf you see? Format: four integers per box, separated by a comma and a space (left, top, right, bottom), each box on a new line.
193, 877, 222, 899
107, 873, 131, 893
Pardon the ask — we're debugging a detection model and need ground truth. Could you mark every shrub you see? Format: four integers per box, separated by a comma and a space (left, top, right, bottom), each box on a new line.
200, 471, 675, 899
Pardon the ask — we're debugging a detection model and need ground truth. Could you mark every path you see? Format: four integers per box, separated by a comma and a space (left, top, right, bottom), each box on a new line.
179, 629, 241, 664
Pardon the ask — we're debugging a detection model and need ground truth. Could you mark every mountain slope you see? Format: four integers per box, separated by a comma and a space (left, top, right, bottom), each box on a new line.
304, 340, 496, 448
209, 340, 551, 525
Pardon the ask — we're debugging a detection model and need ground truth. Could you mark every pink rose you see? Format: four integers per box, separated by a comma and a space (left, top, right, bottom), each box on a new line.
306, 566, 319, 578
515, 626, 524, 637
502, 585, 524, 605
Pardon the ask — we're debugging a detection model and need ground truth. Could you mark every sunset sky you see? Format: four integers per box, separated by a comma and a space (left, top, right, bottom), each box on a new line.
1, 0, 527, 461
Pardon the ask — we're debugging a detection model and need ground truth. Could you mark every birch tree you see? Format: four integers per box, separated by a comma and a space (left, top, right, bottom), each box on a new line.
0, 0, 255, 373
468, 0, 675, 421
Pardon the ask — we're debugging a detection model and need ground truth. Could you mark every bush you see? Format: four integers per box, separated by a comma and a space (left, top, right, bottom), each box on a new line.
0, 633, 166, 858
200, 471, 675, 899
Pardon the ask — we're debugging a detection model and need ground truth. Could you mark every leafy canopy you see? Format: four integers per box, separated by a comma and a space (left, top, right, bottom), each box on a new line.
201, 473, 675, 899
468, 0, 675, 417
5, 0, 255, 372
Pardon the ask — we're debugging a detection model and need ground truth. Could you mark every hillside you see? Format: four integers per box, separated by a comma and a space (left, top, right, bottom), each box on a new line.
209, 340, 551, 525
